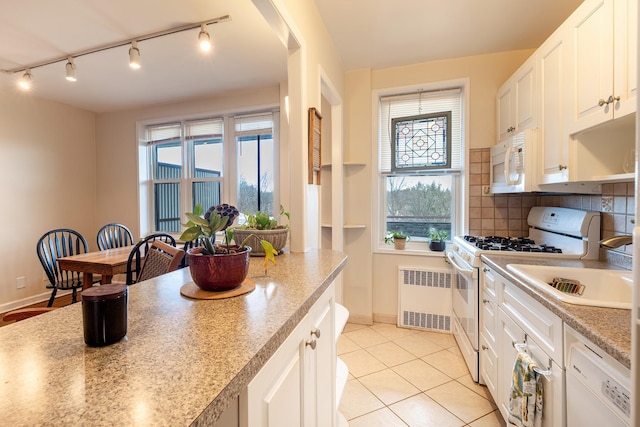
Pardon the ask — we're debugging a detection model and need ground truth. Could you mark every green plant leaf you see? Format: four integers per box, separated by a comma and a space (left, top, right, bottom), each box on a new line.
186, 212, 209, 226
180, 227, 202, 242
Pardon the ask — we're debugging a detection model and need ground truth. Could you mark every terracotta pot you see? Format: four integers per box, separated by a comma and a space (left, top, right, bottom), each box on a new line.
187, 246, 251, 291
394, 237, 407, 250
233, 228, 289, 256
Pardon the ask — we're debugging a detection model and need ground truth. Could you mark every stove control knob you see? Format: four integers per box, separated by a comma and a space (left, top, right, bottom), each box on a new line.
461, 253, 470, 262
452, 244, 459, 252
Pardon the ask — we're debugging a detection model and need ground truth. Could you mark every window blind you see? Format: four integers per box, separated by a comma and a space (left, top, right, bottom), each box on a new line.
235, 112, 273, 137
147, 123, 181, 145
185, 118, 224, 141
380, 88, 462, 173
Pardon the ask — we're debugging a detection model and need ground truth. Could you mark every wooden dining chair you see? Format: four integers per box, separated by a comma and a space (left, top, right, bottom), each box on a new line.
136, 240, 185, 283
36, 228, 89, 306
179, 237, 208, 268
97, 223, 134, 250
123, 233, 177, 285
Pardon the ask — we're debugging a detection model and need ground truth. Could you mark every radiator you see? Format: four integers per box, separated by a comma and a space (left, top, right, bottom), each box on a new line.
398, 266, 452, 332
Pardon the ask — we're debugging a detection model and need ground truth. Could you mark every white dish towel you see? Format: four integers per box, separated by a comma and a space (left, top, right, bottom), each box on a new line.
507, 350, 543, 427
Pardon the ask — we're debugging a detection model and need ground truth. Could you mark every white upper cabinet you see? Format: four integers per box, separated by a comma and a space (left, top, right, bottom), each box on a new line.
496, 56, 537, 141
538, 27, 569, 184
564, 0, 638, 135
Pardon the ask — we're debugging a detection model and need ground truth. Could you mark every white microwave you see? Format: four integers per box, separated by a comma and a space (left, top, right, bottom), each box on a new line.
490, 129, 538, 194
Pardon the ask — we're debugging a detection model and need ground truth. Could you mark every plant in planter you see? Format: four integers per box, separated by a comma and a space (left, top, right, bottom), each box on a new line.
180, 204, 278, 291
232, 205, 290, 256
384, 230, 410, 250
429, 228, 448, 252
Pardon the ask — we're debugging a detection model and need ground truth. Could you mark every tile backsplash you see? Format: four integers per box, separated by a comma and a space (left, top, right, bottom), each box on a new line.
469, 148, 635, 256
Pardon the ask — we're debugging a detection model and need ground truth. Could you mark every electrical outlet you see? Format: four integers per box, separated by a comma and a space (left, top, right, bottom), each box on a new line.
16, 277, 25, 289
601, 196, 613, 213
482, 185, 491, 196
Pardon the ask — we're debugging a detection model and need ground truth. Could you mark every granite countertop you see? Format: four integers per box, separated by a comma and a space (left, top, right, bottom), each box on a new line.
0, 249, 347, 426
481, 255, 631, 369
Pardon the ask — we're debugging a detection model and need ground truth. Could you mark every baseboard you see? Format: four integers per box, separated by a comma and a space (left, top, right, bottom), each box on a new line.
346, 313, 373, 325
373, 313, 397, 325
0, 290, 71, 314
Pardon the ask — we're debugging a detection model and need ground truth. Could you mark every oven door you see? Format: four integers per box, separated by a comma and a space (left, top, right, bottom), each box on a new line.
446, 250, 480, 381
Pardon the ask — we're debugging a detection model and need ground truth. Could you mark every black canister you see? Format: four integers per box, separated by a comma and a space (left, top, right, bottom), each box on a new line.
82, 284, 128, 347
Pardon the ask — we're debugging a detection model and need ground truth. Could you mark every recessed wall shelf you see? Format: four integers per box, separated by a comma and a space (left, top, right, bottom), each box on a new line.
320, 162, 366, 170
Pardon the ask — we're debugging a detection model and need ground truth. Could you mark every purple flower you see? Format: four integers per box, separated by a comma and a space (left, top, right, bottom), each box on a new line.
204, 203, 239, 230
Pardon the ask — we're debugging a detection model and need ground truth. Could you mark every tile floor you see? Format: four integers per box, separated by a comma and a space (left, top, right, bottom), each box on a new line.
338, 323, 506, 427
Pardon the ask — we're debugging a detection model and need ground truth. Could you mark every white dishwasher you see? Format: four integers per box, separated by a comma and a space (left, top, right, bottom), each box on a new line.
565, 325, 631, 427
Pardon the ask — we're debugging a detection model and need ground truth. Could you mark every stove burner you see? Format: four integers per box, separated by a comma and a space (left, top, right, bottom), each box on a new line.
462, 235, 562, 253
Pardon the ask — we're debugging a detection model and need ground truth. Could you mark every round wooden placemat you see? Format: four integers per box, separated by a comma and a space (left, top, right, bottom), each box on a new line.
180, 278, 256, 300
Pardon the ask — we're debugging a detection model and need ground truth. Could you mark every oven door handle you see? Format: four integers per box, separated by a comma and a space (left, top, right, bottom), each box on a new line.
446, 251, 477, 279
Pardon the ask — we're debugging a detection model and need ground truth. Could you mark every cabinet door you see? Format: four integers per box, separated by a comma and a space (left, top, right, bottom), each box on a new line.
497, 82, 514, 141
497, 308, 525, 421
243, 326, 304, 427
539, 27, 570, 184
480, 333, 499, 403
613, 0, 638, 118
514, 59, 537, 131
303, 301, 335, 427
565, 0, 614, 134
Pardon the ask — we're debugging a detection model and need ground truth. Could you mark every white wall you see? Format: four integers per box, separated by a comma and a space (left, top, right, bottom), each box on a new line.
343, 50, 535, 323
0, 88, 96, 310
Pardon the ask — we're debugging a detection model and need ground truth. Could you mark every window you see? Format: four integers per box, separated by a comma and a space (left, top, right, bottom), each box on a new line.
144, 111, 277, 235
379, 88, 463, 244
235, 113, 276, 216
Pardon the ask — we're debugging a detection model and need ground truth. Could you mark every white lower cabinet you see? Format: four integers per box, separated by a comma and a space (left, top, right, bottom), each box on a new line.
241, 284, 336, 427
480, 263, 565, 427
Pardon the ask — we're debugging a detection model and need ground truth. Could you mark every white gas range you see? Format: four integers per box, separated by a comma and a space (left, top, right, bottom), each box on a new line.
446, 206, 601, 382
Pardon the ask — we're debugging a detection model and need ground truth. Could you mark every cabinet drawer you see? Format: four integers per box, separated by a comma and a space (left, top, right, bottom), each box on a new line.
481, 265, 502, 301
481, 293, 498, 346
500, 280, 564, 366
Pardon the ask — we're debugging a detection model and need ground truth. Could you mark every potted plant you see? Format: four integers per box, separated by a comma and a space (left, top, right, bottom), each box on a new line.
232, 205, 290, 256
180, 204, 278, 291
429, 228, 448, 252
385, 230, 410, 250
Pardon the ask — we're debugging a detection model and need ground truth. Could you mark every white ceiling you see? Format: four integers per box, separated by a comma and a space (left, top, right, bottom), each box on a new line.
0, 0, 585, 113
313, 0, 585, 69
0, 0, 288, 113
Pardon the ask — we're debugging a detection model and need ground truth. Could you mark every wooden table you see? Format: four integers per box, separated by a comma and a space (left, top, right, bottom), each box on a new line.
57, 246, 133, 289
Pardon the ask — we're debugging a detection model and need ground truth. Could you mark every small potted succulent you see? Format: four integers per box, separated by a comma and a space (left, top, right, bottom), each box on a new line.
384, 230, 410, 250
429, 228, 448, 252
232, 205, 290, 256
180, 204, 277, 291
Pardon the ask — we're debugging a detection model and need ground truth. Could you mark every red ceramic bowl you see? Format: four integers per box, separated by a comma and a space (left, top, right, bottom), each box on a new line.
187, 246, 251, 291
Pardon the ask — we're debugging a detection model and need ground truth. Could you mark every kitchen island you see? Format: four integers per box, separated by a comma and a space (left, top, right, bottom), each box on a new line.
0, 249, 347, 426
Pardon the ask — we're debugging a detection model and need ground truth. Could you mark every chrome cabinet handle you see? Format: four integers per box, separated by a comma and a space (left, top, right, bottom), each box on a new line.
612, 95, 620, 103
310, 328, 321, 338
599, 98, 608, 106
558, 164, 567, 170
482, 267, 490, 273
482, 345, 489, 351
482, 299, 490, 304
306, 340, 317, 350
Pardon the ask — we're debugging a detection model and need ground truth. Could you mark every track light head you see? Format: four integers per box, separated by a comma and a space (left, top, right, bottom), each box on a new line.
198, 24, 211, 51
65, 57, 77, 82
129, 41, 141, 69
19, 69, 32, 90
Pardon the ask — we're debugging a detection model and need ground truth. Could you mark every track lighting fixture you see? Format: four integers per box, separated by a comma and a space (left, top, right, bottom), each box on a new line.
129, 41, 141, 69
65, 57, 77, 81
198, 24, 211, 51
3, 14, 231, 91
19, 69, 32, 90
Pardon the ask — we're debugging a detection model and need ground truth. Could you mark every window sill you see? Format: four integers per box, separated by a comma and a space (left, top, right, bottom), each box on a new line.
374, 243, 449, 257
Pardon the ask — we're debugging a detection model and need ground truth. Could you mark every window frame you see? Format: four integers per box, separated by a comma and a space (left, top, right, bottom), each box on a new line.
372, 80, 468, 254
137, 109, 279, 238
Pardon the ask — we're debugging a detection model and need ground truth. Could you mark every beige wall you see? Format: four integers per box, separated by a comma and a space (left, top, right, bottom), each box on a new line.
343, 50, 535, 322
0, 89, 96, 310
